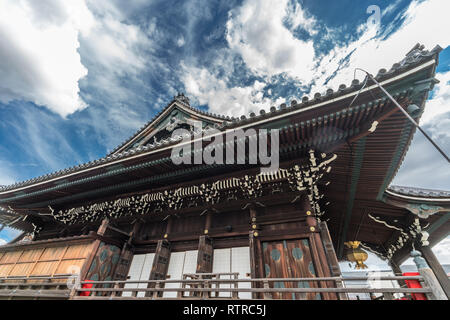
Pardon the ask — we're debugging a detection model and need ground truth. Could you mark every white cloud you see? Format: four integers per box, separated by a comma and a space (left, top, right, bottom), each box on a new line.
420, 70, 450, 127
226, 0, 316, 81
0, 0, 95, 117
181, 63, 285, 117
181, 0, 450, 120
224, 0, 450, 94
390, 120, 450, 190
382, 0, 402, 16
311, 0, 450, 93
0, 0, 153, 118
177, 36, 186, 47
0, 166, 16, 186
392, 69, 450, 190
80, 2, 151, 77
285, 0, 318, 35
432, 236, 450, 265
0, 239, 6, 246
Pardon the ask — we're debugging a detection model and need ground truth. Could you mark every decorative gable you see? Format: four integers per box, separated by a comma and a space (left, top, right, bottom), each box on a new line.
112, 93, 225, 155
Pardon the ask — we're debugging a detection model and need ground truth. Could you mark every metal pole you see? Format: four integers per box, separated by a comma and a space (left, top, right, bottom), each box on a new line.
355, 68, 449, 163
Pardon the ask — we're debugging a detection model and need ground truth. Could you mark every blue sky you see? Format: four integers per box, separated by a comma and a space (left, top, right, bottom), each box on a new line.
0, 0, 449, 266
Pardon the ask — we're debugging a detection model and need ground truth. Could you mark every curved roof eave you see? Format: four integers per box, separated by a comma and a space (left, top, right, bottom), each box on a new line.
0, 44, 443, 196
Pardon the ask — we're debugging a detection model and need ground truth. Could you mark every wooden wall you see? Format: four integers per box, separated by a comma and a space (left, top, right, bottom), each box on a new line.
0, 241, 94, 279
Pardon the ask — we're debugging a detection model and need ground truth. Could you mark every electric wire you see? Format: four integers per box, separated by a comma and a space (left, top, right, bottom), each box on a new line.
353, 68, 449, 163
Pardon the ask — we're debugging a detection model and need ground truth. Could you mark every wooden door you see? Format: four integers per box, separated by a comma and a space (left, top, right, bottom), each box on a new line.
262, 239, 321, 300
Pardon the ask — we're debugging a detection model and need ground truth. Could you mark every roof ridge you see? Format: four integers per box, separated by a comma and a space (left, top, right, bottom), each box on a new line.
107, 92, 229, 156
0, 44, 441, 193
389, 185, 450, 194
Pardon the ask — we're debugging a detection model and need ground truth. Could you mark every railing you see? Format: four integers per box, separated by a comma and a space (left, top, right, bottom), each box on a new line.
71, 273, 435, 300
0, 273, 442, 300
0, 275, 74, 299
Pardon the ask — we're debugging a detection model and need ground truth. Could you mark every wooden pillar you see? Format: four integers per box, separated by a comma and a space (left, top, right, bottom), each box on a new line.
196, 235, 213, 273
319, 221, 341, 277
420, 245, 450, 299
79, 218, 109, 282
249, 231, 257, 280
389, 260, 407, 289
411, 250, 447, 300
303, 196, 336, 300
149, 240, 171, 280
147, 239, 171, 297
249, 206, 264, 299
319, 221, 347, 300
204, 212, 212, 236
113, 220, 142, 283
310, 228, 335, 300
249, 207, 264, 278
249, 231, 263, 299
164, 216, 173, 239
196, 211, 214, 273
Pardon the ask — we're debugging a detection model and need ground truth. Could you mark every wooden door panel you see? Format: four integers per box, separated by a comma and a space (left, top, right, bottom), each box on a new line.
285, 239, 321, 300
262, 239, 321, 300
262, 241, 292, 299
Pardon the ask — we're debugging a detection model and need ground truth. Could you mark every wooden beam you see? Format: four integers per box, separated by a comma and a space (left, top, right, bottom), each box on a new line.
97, 218, 109, 236
420, 245, 450, 299
107, 225, 130, 237
337, 137, 366, 258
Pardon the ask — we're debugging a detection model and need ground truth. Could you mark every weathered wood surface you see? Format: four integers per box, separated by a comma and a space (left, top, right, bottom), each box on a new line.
420, 245, 450, 299
419, 268, 447, 300
74, 286, 431, 294
196, 236, 213, 273
0, 289, 71, 298
0, 242, 93, 280
319, 221, 341, 277
262, 239, 321, 300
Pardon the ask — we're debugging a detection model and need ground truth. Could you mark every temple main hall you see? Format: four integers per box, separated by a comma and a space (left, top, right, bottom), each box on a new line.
0, 44, 448, 300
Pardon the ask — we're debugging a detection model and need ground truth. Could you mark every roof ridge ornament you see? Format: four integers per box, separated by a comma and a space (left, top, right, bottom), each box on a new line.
175, 92, 190, 105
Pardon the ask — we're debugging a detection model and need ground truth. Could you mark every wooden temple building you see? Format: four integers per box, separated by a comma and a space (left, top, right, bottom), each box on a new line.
0, 44, 448, 300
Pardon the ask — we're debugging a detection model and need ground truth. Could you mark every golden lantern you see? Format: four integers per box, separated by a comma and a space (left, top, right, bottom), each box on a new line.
344, 241, 368, 269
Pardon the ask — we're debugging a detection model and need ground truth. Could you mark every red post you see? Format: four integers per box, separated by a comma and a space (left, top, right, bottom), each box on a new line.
403, 272, 427, 300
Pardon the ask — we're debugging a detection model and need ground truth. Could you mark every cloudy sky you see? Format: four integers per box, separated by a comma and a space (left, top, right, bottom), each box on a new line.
0, 0, 448, 266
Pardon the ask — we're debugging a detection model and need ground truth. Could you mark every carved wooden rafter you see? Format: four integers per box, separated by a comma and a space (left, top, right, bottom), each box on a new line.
48, 150, 336, 226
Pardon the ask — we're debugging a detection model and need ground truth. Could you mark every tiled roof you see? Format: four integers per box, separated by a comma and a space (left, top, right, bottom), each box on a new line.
388, 185, 450, 198
107, 93, 231, 155
0, 44, 442, 194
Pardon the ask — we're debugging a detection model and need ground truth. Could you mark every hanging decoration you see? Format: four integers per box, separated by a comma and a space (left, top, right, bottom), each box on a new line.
344, 241, 369, 269
48, 150, 336, 225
